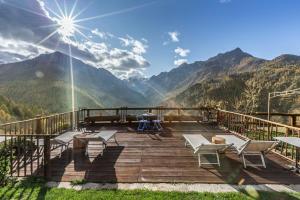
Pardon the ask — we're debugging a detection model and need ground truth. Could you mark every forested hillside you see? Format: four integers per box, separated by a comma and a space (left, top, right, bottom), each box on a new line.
173, 55, 300, 113
0, 95, 40, 123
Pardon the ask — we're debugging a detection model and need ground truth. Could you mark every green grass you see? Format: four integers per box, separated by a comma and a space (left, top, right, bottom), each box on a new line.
0, 178, 299, 200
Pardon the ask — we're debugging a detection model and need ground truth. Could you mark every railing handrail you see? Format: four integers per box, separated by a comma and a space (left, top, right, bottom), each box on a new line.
0, 111, 76, 126
248, 112, 300, 116
81, 107, 215, 111
218, 109, 300, 131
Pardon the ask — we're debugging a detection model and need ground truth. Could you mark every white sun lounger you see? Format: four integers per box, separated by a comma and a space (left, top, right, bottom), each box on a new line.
183, 134, 232, 167
51, 131, 82, 156
216, 135, 278, 168
0, 136, 6, 143
84, 130, 118, 143
80, 130, 118, 155
0, 136, 17, 143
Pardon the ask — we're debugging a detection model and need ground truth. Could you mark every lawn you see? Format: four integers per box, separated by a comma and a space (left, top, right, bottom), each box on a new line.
0, 178, 299, 200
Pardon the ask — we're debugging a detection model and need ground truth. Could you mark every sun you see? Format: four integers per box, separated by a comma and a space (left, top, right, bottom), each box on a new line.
58, 16, 75, 37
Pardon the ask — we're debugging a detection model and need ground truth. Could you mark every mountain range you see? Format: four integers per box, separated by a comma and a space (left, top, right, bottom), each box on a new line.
0, 51, 149, 115
0, 47, 299, 121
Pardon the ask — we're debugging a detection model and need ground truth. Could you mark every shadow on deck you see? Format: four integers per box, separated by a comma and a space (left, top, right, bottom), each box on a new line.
47, 122, 300, 184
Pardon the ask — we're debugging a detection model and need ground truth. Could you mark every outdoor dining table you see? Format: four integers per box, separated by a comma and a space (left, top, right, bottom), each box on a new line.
274, 137, 300, 173
137, 113, 162, 131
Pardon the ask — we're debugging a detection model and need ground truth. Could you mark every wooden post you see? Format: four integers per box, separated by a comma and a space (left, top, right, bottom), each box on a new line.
70, 112, 73, 130
285, 127, 289, 137
76, 111, 80, 130
216, 110, 220, 125
36, 116, 42, 135
43, 135, 51, 180
124, 107, 127, 122
87, 109, 90, 118
290, 116, 297, 127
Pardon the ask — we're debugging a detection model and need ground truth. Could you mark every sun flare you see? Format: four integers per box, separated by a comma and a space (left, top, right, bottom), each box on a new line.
58, 16, 75, 37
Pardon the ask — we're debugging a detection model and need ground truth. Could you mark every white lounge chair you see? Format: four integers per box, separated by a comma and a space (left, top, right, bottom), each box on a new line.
0, 136, 16, 143
51, 131, 82, 156
0, 136, 6, 143
83, 130, 118, 155
216, 135, 278, 168
183, 134, 232, 167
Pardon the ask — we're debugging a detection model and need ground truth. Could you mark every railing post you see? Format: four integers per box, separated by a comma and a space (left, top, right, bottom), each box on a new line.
267, 122, 271, 140
36, 115, 42, 135
124, 107, 127, 122
43, 135, 51, 180
290, 116, 297, 127
285, 127, 289, 137
70, 112, 73, 130
76, 111, 80, 130
207, 109, 211, 122
216, 110, 220, 124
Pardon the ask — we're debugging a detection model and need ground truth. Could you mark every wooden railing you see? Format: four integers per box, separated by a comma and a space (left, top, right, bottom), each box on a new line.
249, 112, 300, 127
217, 109, 300, 163
0, 111, 77, 180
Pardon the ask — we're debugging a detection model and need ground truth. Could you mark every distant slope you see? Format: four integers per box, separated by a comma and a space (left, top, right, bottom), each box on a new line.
0, 95, 39, 123
137, 48, 265, 103
0, 51, 148, 113
172, 54, 300, 113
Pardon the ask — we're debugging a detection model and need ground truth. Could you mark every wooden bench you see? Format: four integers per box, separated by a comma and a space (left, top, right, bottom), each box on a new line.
84, 115, 121, 124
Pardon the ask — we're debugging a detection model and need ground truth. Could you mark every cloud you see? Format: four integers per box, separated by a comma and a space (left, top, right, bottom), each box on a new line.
219, 0, 231, 3
174, 47, 190, 57
174, 59, 187, 66
0, 36, 52, 63
91, 28, 114, 39
168, 31, 180, 42
119, 35, 148, 55
0, 0, 150, 79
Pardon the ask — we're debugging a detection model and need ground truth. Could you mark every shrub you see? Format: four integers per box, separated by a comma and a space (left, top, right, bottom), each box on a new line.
0, 142, 10, 185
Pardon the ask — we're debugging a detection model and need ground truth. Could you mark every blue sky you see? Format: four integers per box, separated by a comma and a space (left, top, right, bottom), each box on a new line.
1, 0, 300, 78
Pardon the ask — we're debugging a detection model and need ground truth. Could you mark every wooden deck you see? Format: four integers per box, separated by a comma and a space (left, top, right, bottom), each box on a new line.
47, 122, 300, 184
